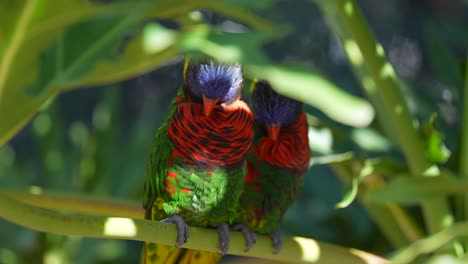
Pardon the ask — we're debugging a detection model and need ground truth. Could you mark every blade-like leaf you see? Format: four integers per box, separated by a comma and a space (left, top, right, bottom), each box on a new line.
336, 176, 359, 208
351, 128, 392, 152
366, 176, 468, 204
336, 160, 373, 208
247, 65, 375, 127
28, 9, 148, 96
0, 0, 274, 147
223, 0, 278, 9
0, 0, 150, 147
147, 0, 272, 30
175, 26, 375, 127
421, 114, 451, 164
178, 25, 274, 64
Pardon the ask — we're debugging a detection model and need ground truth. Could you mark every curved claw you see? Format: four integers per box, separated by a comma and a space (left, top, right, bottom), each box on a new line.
217, 224, 230, 255
231, 223, 257, 252
161, 215, 189, 248
270, 231, 283, 254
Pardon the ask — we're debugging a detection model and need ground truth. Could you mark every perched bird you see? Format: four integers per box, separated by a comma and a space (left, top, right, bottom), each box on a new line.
142, 59, 255, 264
236, 80, 311, 254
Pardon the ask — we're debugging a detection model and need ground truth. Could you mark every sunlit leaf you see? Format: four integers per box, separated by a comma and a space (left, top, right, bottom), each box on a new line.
247, 65, 375, 127
421, 113, 451, 164
336, 176, 358, 208
178, 25, 274, 64
28, 10, 147, 96
0, 0, 276, 147
351, 128, 392, 152
0, 0, 151, 147
147, 0, 272, 30
223, 0, 278, 9
309, 152, 354, 167
174, 25, 375, 127
336, 161, 373, 208
308, 126, 334, 154
366, 176, 468, 204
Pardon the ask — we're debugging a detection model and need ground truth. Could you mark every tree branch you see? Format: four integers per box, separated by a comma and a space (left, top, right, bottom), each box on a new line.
0, 190, 388, 263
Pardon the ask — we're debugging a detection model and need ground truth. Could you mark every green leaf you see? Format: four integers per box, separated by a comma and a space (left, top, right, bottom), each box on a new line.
174, 25, 375, 127
0, 0, 149, 147
177, 25, 274, 64
336, 160, 373, 208
307, 126, 334, 155
366, 176, 468, 204
421, 113, 451, 164
147, 0, 272, 30
351, 127, 392, 152
309, 152, 353, 166
0, 1, 274, 147
336, 176, 358, 208
71, 16, 266, 86
223, 0, 278, 9
28, 9, 147, 96
247, 65, 375, 127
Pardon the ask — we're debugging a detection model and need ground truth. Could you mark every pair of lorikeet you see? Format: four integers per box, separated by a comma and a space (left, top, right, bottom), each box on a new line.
142, 59, 311, 264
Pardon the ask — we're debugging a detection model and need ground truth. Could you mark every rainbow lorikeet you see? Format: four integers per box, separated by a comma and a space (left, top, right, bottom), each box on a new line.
236, 80, 311, 253
142, 59, 255, 264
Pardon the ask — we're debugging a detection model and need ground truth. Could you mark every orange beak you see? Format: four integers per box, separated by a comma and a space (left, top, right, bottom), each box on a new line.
265, 123, 281, 141
202, 94, 220, 116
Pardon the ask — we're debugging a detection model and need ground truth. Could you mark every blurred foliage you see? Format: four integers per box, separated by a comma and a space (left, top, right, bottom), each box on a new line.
0, 0, 467, 263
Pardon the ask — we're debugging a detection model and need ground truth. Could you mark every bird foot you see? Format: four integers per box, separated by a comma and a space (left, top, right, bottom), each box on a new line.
217, 224, 230, 255
161, 215, 189, 248
231, 223, 257, 252
270, 231, 283, 254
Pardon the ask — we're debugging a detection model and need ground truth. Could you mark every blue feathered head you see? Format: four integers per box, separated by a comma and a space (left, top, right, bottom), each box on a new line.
184, 60, 243, 115
251, 80, 302, 126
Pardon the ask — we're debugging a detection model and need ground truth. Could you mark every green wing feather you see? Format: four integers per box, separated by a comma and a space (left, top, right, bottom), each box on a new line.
145, 57, 192, 211
242, 151, 305, 234
143, 88, 183, 216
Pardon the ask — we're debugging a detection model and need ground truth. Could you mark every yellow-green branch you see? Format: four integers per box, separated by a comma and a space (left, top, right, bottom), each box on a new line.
0, 188, 143, 218
0, 191, 388, 264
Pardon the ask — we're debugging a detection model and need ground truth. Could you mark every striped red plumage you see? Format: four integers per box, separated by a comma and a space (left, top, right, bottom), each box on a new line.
254, 113, 310, 171
167, 100, 254, 168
